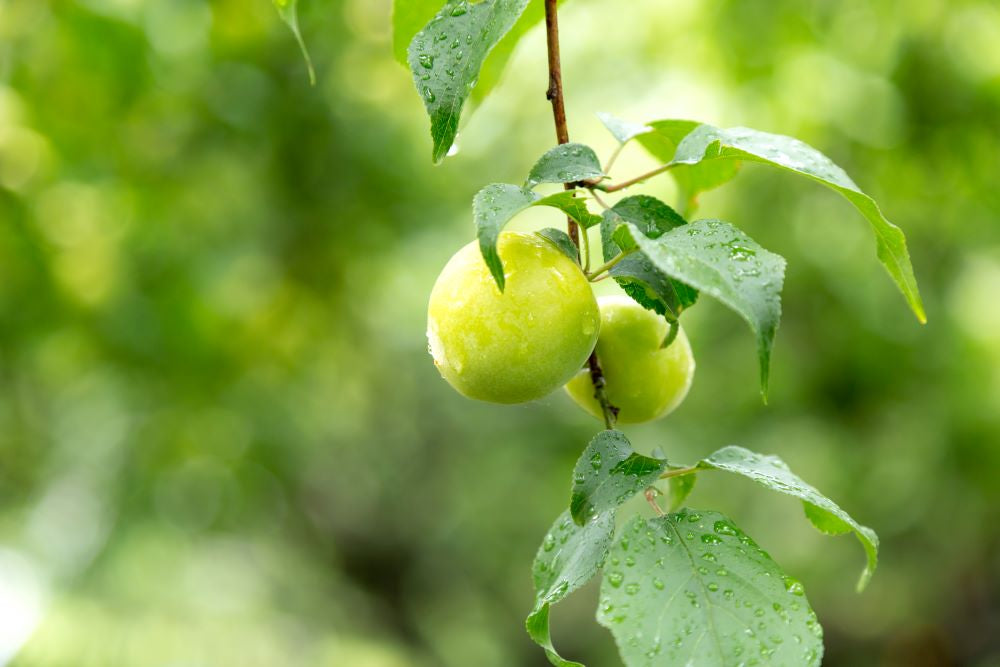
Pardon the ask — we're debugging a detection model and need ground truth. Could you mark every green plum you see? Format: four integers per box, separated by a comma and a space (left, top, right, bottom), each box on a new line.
427, 232, 600, 404
565, 295, 695, 424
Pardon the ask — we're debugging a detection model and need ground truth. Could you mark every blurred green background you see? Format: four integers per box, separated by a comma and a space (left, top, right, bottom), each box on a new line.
1, 0, 998, 664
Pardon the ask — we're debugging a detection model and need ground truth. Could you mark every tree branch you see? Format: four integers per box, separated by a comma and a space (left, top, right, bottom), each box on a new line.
543, 0, 617, 430
544, 0, 569, 146
543, 0, 579, 248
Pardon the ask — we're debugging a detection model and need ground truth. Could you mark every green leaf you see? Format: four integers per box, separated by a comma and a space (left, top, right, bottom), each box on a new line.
526, 143, 605, 189
698, 446, 879, 591
611, 219, 785, 397
527, 509, 615, 667
635, 120, 739, 214
570, 430, 667, 525
670, 124, 925, 322
536, 228, 579, 262
606, 196, 688, 246
597, 511, 824, 667
397, 1, 566, 111
600, 196, 698, 320
408, 0, 530, 164
596, 112, 652, 145
273, 0, 316, 85
803, 501, 852, 535
634, 119, 701, 162
550, 192, 603, 230
665, 468, 697, 512
474, 184, 597, 291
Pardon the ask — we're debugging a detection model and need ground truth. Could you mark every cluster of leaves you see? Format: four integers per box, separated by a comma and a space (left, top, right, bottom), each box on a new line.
271, 2, 925, 665
376, 0, 924, 397
470, 125, 922, 399
527, 430, 876, 666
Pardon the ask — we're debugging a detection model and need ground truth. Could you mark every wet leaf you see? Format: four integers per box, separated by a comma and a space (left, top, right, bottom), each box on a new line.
474, 184, 598, 291
598, 511, 824, 667
407, 0, 530, 163
697, 446, 879, 591
527, 509, 615, 667
525, 143, 604, 189
570, 430, 667, 526
670, 124, 925, 322
610, 219, 786, 398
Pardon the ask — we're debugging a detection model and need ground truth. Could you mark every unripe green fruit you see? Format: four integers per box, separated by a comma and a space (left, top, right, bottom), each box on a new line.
427, 232, 600, 404
565, 295, 695, 424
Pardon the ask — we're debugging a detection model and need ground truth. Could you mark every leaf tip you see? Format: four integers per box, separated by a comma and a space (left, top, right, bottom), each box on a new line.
856, 568, 874, 593
431, 144, 447, 165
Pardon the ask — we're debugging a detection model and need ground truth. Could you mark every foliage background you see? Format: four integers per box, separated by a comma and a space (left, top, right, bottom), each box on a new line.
0, 0, 998, 664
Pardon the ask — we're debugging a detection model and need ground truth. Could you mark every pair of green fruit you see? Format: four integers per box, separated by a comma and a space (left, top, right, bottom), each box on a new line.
427, 232, 695, 424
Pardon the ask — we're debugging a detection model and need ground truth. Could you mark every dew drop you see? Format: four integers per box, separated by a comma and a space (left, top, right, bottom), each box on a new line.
784, 576, 805, 596
713, 520, 738, 536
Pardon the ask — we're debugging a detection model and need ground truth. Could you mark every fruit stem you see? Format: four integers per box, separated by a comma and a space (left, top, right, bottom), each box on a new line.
544, 0, 618, 430
587, 352, 618, 429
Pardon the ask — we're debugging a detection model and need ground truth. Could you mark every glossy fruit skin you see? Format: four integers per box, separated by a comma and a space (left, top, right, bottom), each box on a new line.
565, 295, 695, 424
427, 232, 600, 404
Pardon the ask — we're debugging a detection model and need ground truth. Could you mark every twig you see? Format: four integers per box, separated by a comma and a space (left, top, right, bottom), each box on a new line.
544, 0, 569, 147
590, 162, 676, 193
659, 465, 698, 480
543, 0, 579, 251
